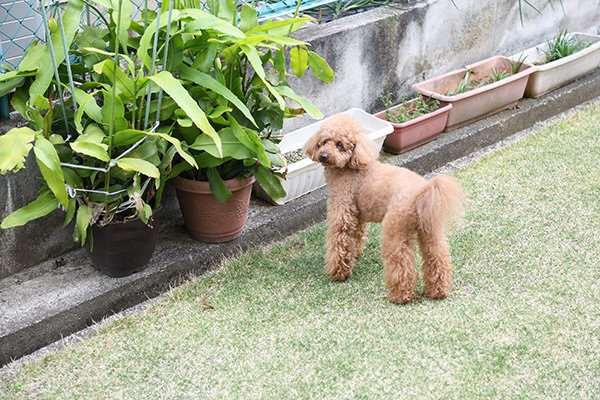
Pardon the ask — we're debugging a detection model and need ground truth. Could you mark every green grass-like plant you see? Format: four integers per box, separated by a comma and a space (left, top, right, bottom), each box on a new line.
380, 94, 440, 124
542, 30, 591, 63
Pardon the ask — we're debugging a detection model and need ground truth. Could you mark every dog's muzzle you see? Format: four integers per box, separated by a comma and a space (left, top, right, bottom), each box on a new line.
319, 152, 330, 163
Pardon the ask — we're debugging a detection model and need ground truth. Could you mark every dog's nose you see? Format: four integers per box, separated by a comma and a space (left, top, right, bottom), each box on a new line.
319, 152, 329, 162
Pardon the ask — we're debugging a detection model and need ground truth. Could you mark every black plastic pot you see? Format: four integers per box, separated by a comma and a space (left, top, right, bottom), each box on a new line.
86, 217, 159, 277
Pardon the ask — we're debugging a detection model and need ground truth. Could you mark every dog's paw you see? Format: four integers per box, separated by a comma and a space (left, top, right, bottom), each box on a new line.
425, 288, 448, 300
388, 291, 416, 304
329, 268, 352, 282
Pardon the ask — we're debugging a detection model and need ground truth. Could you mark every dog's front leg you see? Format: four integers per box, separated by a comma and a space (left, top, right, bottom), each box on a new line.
325, 206, 363, 281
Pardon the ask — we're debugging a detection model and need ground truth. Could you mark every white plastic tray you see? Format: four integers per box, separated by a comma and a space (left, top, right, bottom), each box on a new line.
511, 32, 600, 98
255, 108, 393, 205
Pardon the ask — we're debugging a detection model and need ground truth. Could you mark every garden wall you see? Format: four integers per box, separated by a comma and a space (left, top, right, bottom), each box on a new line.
1, 0, 599, 278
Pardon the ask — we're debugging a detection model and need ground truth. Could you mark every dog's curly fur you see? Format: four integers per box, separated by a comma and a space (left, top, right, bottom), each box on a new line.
305, 114, 465, 304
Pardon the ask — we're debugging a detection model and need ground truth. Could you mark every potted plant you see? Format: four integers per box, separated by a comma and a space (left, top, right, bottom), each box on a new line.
137, 0, 334, 241
412, 56, 535, 130
374, 93, 452, 154
0, 0, 194, 276
511, 30, 600, 98
254, 108, 393, 205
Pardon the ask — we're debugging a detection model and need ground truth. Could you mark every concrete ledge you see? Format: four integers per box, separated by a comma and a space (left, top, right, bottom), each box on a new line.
1, 69, 600, 366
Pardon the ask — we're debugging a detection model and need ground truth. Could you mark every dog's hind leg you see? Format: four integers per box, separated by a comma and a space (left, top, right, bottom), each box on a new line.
417, 231, 452, 300
382, 210, 418, 304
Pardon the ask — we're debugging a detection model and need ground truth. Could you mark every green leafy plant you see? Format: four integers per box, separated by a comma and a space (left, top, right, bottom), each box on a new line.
542, 30, 591, 63
445, 69, 474, 96
490, 68, 510, 83
380, 93, 440, 124
0, 0, 334, 243
509, 53, 527, 74
139, 0, 334, 203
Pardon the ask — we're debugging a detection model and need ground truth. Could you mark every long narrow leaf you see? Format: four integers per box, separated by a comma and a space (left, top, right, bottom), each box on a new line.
1, 191, 58, 228
207, 167, 232, 204
115, 158, 160, 178
34, 136, 69, 208
179, 65, 257, 127
240, 45, 286, 110
73, 204, 90, 245
254, 165, 286, 201
29, 0, 84, 100
273, 85, 323, 120
148, 71, 222, 157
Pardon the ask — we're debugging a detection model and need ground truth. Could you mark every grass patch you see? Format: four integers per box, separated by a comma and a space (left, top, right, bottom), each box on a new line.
1, 104, 600, 399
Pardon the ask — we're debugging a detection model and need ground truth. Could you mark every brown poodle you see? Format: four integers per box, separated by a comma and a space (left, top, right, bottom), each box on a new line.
305, 114, 465, 304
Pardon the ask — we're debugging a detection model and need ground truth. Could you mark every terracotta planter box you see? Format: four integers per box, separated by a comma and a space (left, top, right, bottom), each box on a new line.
254, 108, 393, 205
374, 100, 452, 154
412, 56, 535, 131
511, 32, 600, 98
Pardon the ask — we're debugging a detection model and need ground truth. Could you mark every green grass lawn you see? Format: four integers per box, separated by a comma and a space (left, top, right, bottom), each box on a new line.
1, 104, 599, 399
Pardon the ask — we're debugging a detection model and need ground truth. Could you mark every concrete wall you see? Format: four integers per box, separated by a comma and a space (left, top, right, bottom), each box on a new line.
286, 0, 600, 130
1, 0, 599, 278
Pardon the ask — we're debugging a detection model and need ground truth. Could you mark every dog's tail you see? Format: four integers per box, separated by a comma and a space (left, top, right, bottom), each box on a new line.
414, 175, 466, 236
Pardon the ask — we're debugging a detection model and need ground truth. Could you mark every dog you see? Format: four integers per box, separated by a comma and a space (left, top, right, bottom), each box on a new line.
304, 114, 465, 304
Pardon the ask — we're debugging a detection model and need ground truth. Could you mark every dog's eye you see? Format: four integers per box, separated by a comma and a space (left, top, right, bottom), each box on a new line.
335, 142, 344, 150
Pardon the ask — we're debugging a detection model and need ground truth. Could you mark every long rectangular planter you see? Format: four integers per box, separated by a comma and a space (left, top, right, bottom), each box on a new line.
411, 56, 535, 131
255, 108, 393, 205
511, 32, 600, 98
374, 100, 452, 154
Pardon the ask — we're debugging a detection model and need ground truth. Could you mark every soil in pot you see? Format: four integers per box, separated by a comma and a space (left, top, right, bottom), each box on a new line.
172, 176, 254, 243
86, 216, 159, 278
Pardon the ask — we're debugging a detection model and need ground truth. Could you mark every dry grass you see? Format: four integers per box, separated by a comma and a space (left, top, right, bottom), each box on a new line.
1, 104, 599, 399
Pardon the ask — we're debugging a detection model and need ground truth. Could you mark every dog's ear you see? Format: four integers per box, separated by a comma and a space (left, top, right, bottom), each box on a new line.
304, 132, 321, 161
349, 134, 376, 169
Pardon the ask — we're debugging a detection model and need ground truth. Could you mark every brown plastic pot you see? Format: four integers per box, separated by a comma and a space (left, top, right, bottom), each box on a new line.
412, 56, 535, 131
86, 216, 159, 277
172, 176, 254, 243
374, 100, 452, 154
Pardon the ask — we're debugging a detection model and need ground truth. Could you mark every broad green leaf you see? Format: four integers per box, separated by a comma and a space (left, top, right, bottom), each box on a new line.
0, 70, 34, 83
17, 42, 46, 71
1, 76, 26, 99
84, 47, 136, 76
0, 127, 36, 174
239, 34, 306, 47
115, 158, 160, 178
101, 91, 125, 131
64, 197, 77, 227
179, 65, 257, 127
148, 71, 222, 157
137, 9, 182, 69
1, 191, 58, 228
34, 136, 69, 208
229, 117, 270, 167
207, 167, 232, 204
110, 0, 133, 52
94, 59, 136, 99
240, 45, 286, 110
290, 47, 309, 78
29, 0, 84, 101
70, 141, 110, 162
212, 0, 236, 25
247, 17, 311, 35
73, 204, 90, 245
273, 85, 323, 120
308, 51, 334, 83
254, 164, 286, 201
182, 10, 245, 38
188, 128, 254, 160
239, 4, 258, 32
112, 129, 146, 147
74, 89, 103, 132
